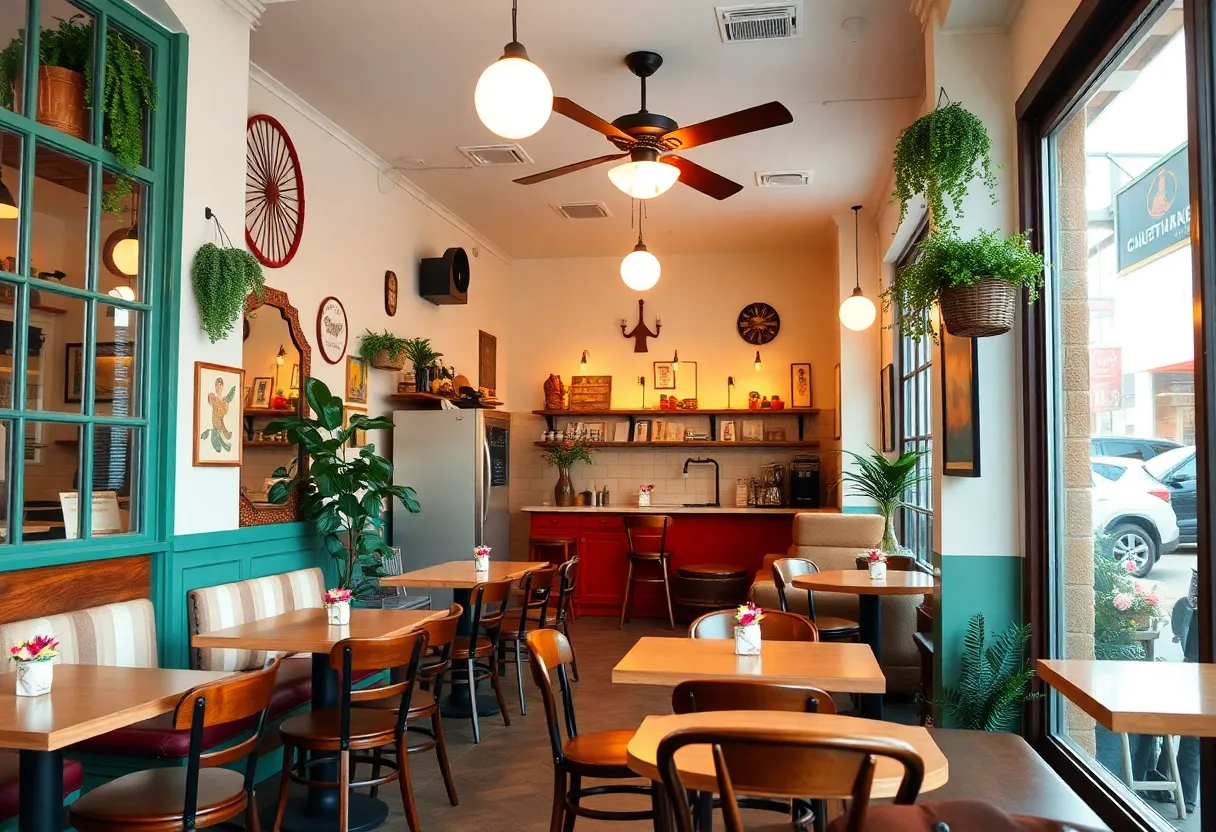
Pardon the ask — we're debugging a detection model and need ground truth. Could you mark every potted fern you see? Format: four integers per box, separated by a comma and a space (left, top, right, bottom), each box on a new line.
402, 337, 442, 394
933, 613, 1042, 731
359, 330, 409, 371
838, 447, 931, 556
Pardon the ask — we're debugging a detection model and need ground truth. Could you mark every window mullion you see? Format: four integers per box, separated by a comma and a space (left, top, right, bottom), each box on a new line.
21, 0, 38, 125
91, 10, 107, 149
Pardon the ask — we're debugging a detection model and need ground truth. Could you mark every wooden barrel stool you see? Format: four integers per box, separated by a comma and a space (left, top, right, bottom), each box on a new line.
674, 563, 750, 624
529, 536, 577, 563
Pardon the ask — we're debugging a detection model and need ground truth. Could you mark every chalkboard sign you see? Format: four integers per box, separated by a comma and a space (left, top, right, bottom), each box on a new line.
487, 424, 509, 486
569, 375, 612, 411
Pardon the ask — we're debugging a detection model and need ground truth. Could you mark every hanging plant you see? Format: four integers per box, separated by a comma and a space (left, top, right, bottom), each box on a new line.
891, 102, 998, 232
191, 214, 265, 343
359, 330, 409, 371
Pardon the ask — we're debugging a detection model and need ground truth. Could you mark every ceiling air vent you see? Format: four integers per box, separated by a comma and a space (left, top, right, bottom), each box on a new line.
458, 143, 533, 166
715, 2, 803, 43
755, 170, 813, 188
551, 202, 612, 220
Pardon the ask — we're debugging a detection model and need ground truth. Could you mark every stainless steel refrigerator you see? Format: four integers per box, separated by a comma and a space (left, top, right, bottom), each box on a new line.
392, 409, 510, 606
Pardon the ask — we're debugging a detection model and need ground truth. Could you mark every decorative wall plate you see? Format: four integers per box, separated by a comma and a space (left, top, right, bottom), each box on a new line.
737, 302, 780, 344
245, 114, 305, 268
385, 270, 398, 316
317, 296, 348, 364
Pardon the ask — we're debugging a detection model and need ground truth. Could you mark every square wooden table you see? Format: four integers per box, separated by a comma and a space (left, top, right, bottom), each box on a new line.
0, 664, 231, 832
612, 636, 886, 694
191, 607, 443, 832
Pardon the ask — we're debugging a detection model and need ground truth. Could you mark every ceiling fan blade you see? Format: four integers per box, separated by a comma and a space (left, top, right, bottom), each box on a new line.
662, 155, 743, 200
663, 102, 793, 151
514, 152, 629, 185
553, 97, 634, 142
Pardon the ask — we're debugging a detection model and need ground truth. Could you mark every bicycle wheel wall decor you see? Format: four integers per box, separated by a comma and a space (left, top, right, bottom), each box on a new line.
245, 114, 305, 268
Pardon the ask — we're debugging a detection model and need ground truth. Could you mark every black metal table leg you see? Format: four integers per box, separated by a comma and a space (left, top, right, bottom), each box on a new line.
441, 587, 501, 718
18, 749, 62, 832
858, 594, 884, 720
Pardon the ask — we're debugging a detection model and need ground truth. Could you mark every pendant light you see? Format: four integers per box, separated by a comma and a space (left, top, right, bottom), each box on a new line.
839, 205, 876, 331
579, 350, 589, 372
754, 351, 762, 372
671, 350, 679, 371
474, 0, 553, 140
111, 192, 140, 277
621, 202, 660, 291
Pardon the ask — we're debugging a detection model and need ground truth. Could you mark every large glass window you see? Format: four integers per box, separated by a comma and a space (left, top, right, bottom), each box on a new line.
896, 240, 934, 562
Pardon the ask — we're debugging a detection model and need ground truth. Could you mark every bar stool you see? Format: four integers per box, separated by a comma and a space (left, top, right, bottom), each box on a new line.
621, 515, 676, 630
529, 536, 577, 563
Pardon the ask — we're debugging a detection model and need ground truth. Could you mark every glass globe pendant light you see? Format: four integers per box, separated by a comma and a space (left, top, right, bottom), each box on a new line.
474, 0, 553, 140
839, 205, 876, 331
620, 203, 660, 291
608, 148, 679, 200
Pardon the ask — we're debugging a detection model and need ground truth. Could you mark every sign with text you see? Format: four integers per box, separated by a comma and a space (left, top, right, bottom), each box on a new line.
568, 375, 612, 411
1115, 144, 1191, 275
1090, 346, 1123, 412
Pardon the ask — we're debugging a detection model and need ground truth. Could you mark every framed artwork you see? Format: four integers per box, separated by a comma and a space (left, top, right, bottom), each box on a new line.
346, 355, 368, 404
584, 422, 607, 442
289, 363, 300, 391
653, 361, 676, 390
243, 385, 252, 407
790, 363, 812, 408
64, 342, 135, 404
880, 364, 896, 453
741, 419, 763, 441
479, 331, 497, 396
316, 296, 348, 364
941, 331, 981, 477
343, 404, 368, 448
250, 377, 273, 408
384, 270, 398, 316
833, 363, 842, 440
193, 362, 243, 467
633, 420, 652, 442
718, 420, 736, 442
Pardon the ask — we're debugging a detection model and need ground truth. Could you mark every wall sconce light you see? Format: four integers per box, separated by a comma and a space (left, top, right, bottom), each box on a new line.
276, 345, 286, 366
638, 374, 646, 407
672, 349, 679, 371
579, 349, 589, 372
754, 351, 762, 372
727, 375, 735, 408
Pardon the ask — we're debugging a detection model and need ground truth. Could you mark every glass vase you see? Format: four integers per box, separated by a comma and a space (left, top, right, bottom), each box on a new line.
880, 511, 900, 556
554, 467, 575, 507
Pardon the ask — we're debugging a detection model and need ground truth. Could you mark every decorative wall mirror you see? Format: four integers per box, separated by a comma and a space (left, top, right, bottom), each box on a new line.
239, 287, 310, 527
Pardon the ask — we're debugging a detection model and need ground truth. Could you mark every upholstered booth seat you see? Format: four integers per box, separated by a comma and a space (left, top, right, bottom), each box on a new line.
0, 753, 83, 822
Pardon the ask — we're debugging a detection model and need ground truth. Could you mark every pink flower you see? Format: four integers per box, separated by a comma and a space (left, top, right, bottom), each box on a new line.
735, 602, 765, 627
865, 549, 885, 563
322, 588, 353, 606
1146, 592, 1160, 609
474, 546, 492, 558
1113, 593, 1133, 612
1123, 561, 1136, 572
9, 634, 59, 662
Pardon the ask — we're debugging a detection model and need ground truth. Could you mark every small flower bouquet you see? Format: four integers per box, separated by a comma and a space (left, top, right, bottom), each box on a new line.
638, 484, 655, 507
865, 548, 887, 580
1114, 579, 1164, 630
323, 588, 353, 626
474, 545, 492, 572
10, 635, 59, 697
734, 602, 765, 656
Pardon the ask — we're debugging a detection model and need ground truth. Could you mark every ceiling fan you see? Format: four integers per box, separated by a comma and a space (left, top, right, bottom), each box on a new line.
514, 51, 793, 200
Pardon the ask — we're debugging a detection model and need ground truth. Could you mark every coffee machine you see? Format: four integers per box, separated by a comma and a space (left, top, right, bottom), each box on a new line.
789, 454, 821, 508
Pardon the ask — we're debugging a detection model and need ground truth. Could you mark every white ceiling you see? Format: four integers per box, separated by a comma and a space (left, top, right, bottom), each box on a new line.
251, 0, 925, 259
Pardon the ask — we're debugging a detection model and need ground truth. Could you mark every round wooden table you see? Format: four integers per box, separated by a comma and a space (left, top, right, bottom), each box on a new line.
791, 569, 935, 720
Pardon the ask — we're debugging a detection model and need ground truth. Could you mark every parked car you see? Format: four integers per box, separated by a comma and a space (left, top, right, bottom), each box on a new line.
1091, 456, 1174, 503
1145, 445, 1197, 545
1092, 470, 1180, 577
1090, 436, 1182, 461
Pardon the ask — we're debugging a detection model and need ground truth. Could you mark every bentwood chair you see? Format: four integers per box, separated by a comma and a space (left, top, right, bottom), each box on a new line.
272, 630, 428, 832
70, 658, 282, 832
621, 515, 677, 629
451, 578, 514, 743
500, 564, 560, 715
657, 725, 925, 832
688, 608, 819, 641
526, 628, 656, 832
772, 557, 861, 642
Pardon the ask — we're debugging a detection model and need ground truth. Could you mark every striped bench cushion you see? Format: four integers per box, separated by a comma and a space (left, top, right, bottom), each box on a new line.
188, 568, 325, 671
0, 599, 157, 673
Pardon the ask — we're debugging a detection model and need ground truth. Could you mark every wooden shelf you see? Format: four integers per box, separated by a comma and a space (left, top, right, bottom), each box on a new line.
390, 392, 502, 410
533, 440, 821, 450
0, 296, 67, 315
531, 408, 821, 417
245, 440, 295, 448
244, 407, 294, 417
54, 439, 78, 447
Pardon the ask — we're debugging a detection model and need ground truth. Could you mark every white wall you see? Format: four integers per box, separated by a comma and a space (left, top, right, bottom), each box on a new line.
1009, 0, 1083, 101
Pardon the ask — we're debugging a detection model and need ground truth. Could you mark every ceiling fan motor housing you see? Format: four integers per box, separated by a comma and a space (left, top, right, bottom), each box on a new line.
419, 247, 471, 305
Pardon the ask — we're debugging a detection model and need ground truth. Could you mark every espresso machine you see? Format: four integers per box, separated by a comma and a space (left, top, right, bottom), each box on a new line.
789, 454, 821, 508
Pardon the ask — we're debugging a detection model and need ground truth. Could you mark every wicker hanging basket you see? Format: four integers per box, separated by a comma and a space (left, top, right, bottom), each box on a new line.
939, 277, 1018, 338
371, 349, 407, 371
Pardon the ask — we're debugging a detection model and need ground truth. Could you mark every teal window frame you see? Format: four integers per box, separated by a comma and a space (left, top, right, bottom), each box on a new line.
0, 0, 185, 571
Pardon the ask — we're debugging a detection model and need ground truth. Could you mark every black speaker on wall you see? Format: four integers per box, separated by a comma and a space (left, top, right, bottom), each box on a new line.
419, 247, 471, 305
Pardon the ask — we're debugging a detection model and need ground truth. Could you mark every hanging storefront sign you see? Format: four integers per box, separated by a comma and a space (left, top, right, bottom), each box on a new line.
1090, 346, 1123, 412
1115, 143, 1190, 275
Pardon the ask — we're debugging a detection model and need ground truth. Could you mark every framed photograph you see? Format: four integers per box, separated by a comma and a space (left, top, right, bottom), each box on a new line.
316, 296, 348, 364
718, 420, 736, 442
64, 342, 135, 404
250, 377, 273, 408
880, 364, 896, 453
193, 362, 243, 467
833, 364, 842, 440
741, 419, 763, 441
479, 330, 497, 396
243, 385, 252, 407
790, 363, 812, 408
384, 270, 398, 316
344, 404, 368, 448
289, 363, 300, 391
584, 421, 607, 442
653, 361, 676, 390
346, 355, 368, 404
941, 331, 981, 477
633, 420, 652, 442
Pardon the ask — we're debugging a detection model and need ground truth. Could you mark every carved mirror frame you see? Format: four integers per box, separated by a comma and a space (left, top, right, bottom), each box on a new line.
239, 287, 311, 527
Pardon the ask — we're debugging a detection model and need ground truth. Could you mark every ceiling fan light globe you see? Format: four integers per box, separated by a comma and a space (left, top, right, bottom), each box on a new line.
839, 290, 877, 331
621, 246, 661, 291
475, 55, 553, 139
608, 160, 680, 199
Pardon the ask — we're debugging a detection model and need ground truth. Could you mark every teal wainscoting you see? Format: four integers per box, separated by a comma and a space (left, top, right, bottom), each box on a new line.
932, 553, 1023, 729
841, 505, 882, 514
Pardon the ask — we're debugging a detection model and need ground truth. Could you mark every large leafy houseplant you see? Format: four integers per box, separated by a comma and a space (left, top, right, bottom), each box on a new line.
838, 446, 931, 555
266, 377, 420, 595
933, 613, 1042, 731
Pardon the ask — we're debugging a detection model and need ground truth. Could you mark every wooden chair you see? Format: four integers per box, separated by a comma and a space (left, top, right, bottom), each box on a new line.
526, 628, 656, 832
451, 577, 513, 743
688, 608, 819, 641
70, 658, 282, 832
500, 564, 560, 715
656, 725, 925, 832
772, 557, 861, 642
530, 536, 578, 564
621, 515, 676, 629
272, 630, 428, 832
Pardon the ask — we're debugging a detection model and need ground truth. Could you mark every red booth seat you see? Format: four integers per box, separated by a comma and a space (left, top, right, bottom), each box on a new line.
0, 753, 82, 821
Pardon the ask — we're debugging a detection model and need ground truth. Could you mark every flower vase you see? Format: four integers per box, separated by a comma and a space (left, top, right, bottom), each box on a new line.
734, 623, 762, 656
555, 468, 575, 507
638, 490, 651, 507
474, 554, 490, 572
868, 561, 887, 580
879, 511, 900, 556
15, 662, 53, 697
326, 601, 351, 626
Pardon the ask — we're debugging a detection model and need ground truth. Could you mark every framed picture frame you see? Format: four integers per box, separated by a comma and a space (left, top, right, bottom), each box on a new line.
289, 363, 300, 391
653, 361, 676, 390
384, 270, 398, 316
250, 377, 273, 409
880, 364, 896, 453
193, 362, 243, 467
833, 364, 842, 440
790, 363, 812, 408
346, 355, 368, 404
479, 330, 497, 396
718, 420, 736, 442
633, 420, 652, 442
584, 421, 607, 442
344, 404, 368, 448
64, 342, 135, 404
941, 331, 981, 477
741, 419, 763, 441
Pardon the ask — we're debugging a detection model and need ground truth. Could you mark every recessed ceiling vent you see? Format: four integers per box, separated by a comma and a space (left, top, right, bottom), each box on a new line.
552, 202, 612, 220
715, 2, 803, 43
458, 143, 533, 166
755, 170, 813, 187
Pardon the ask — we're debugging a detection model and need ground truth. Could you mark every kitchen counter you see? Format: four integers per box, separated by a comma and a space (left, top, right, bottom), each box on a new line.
521, 505, 835, 515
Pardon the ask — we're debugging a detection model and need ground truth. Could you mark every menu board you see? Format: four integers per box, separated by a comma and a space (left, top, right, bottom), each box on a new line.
568, 375, 612, 411
59, 491, 124, 539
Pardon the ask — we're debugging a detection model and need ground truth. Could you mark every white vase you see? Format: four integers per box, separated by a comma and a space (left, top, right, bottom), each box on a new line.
326, 601, 351, 626
475, 554, 490, 572
734, 623, 762, 656
15, 661, 53, 697
638, 491, 651, 507
868, 561, 887, 580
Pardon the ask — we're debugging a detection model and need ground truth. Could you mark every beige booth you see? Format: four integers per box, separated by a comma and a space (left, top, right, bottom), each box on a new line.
749, 512, 924, 693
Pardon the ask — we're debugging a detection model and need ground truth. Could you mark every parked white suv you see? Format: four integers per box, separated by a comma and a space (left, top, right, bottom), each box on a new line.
1092, 468, 1180, 577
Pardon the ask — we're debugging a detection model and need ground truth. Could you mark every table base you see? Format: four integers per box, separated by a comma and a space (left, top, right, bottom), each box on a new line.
858, 595, 883, 721
19, 749, 62, 832
442, 688, 502, 719
262, 793, 389, 832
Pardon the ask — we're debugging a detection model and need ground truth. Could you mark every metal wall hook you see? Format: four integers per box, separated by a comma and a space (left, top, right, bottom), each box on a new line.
936, 87, 952, 109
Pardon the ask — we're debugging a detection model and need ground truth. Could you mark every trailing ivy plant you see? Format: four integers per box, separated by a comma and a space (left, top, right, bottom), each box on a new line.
891, 103, 998, 232
191, 242, 265, 343
932, 613, 1042, 731
359, 330, 409, 363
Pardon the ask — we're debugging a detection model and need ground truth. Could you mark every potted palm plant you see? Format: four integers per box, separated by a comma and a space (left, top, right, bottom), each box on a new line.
402, 337, 442, 393
838, 446, 931, 556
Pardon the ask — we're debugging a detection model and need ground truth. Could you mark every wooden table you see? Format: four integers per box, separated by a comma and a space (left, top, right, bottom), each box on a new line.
0, 664, 231, 832
192, 607, 443, 832
792, 569, 934, 720
612, 636, 885, 694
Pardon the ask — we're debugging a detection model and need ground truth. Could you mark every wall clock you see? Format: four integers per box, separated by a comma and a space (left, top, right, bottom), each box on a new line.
317, 296, 348, 364
737, 302, 780, 345
245, 114, 305, 268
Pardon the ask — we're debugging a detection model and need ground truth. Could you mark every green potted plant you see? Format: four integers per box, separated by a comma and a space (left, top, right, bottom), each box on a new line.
0, 15, 155, 213
402, 337, 442, 393
359, 330, 409, 371
191, 242, 265, 343
266, 377, 420, 595
838, 446, 931, 556
541, 438, 596, 507
932, 613, 1042, 731
885, 230, 1046, 340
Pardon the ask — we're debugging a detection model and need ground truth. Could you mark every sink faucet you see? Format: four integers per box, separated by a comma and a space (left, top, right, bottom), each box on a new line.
683, 457, 720, 507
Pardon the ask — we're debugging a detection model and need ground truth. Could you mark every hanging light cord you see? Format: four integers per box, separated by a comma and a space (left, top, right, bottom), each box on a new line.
853, 206, 861, 291
511, 0, 519, 42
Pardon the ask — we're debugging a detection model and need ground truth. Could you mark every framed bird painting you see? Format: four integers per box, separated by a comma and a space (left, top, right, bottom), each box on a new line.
194, 362, 244, 467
